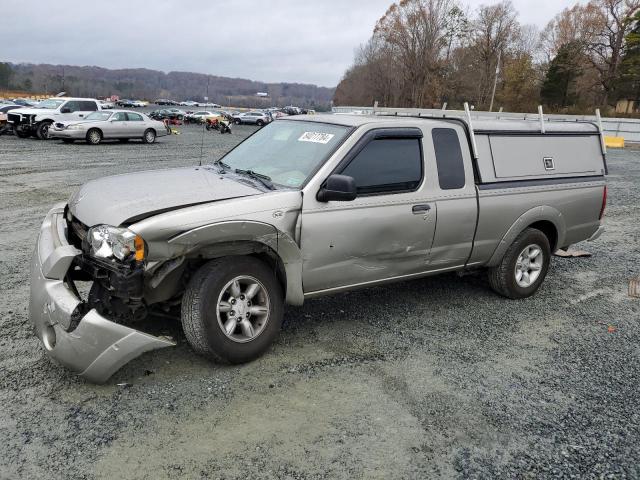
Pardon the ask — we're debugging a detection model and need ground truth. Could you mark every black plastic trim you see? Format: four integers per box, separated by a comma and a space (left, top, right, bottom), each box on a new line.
478, 175, 606, 190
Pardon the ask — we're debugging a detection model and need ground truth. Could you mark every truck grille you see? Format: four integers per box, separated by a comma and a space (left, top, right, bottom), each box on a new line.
68, 216, 89, 250
7, 113, 21, 124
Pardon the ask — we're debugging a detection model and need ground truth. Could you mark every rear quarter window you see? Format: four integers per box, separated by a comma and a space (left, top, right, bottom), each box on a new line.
432, 128, 466, 190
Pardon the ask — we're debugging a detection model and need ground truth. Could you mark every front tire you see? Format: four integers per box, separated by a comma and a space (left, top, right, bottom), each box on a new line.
488, 228, 551, 299
142, 129, 156, 144
15, 127, 30, 138
36, 121, 52, 140
86, 128, 102, 145
181, 257, 284, 364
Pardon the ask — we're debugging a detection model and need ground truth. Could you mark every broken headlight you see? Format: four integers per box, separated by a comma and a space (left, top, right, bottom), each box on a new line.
87, 225, 146, 262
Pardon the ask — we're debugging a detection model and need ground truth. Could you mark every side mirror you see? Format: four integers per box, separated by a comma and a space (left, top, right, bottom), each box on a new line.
317, 174, 357, 202
60, 107, 71, 113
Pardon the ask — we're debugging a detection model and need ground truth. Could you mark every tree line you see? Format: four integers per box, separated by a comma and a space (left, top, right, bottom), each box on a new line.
0, 62, 334, 109
334, 0, 640, 114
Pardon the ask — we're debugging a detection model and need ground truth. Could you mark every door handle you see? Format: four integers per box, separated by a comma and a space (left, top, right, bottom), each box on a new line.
412, 204, 431, 214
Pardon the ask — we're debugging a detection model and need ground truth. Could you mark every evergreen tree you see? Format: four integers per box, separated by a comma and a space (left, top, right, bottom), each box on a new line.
541, 41, 583, 107
0, 63, 12, 89
614, 11, 640, 102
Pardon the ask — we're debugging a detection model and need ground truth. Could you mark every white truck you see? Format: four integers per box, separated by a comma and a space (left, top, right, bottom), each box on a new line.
8, 97, 101, 139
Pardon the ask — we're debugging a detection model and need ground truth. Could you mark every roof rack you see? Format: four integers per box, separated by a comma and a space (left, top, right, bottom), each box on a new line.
333, 104, 608, 157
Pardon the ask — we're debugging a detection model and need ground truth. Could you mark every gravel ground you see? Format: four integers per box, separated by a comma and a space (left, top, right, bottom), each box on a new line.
0, 121, 638, 480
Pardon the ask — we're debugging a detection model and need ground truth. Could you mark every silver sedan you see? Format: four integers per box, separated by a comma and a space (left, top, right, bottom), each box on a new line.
49, 110, 170, 144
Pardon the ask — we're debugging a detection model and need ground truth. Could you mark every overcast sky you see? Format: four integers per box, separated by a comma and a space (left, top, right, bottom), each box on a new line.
3, 0, 586, 87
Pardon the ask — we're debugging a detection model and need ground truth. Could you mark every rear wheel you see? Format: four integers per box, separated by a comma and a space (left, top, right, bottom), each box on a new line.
86, 128, 102, 145
142, 129, 156, 144
256, 120, 265, 127
181, 256, 284, 364
36, 121, 52, 140
488, 228, 551, 299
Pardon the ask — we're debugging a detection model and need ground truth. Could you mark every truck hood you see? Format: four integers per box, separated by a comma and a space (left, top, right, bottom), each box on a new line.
10, 107, 55, 116
68, 167, 262, 226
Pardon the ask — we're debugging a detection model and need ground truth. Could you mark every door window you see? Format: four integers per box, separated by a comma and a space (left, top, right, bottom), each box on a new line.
63, 101, 80, 112
126, 113, 143, 121
112, 112, 127, 121
432, 128, 466, 190
78, 101, 98, 111
340, 138, 423, 195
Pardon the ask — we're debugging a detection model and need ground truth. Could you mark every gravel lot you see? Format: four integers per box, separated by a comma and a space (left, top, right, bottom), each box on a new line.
0, 119, 638, 480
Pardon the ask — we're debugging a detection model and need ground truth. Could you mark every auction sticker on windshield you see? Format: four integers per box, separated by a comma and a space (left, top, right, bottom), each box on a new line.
298, 132, 335, 144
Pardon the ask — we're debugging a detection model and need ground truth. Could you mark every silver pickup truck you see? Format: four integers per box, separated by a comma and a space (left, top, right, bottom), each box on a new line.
29, 110, 608, 382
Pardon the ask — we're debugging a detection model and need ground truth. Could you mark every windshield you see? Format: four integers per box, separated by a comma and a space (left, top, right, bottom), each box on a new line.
219, 120, 350, 188
85, 111, 112, 121
38, 99, 66, 109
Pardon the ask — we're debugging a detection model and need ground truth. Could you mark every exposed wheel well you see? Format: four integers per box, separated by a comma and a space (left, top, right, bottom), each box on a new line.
183, 244, 288, 299
528, 220, 558, 251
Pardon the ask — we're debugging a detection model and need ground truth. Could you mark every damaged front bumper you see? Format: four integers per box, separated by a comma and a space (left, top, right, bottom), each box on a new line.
29, 204, 175, 383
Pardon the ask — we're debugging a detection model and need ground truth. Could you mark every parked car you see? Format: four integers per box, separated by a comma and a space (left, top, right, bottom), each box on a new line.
132, 100, 148, 108
149, 108, 186, 121
180, 101, 199, 107
12, 98, 39, 107
155, 99, 179, 106
184, 110, 226, 124
99, 100, 115, 109
7, 97, 100, 139
116, 99, 137, 108
29, 113, 608, 382
233, 111, 271, 126
48, 110, 169, 144
0, 104, 22, 134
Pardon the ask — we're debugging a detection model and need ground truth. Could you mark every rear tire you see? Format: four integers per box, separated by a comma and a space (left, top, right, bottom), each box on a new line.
142, 129, 156, 144
86, 128, 102, 145
256, 120, 264, 127
488, 228, 551, 299
181, 256, 284, 364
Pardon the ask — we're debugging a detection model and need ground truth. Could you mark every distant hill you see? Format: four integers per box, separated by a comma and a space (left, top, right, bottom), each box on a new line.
1, 62, 335, 109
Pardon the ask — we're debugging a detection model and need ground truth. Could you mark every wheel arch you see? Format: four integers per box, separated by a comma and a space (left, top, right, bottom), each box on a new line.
486, 206, 566, 267
168, 220, 304, 305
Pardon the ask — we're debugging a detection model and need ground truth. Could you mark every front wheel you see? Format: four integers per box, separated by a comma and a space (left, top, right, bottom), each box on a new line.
14, 127, 30, 138
488, 228, 551, 299
86, 128, 102, 145
142, 129, 156, 144
181, 257, 284, 364
36, 121, 52, 140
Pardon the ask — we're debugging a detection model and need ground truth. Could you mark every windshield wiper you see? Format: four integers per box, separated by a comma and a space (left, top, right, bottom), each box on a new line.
234, 168, 276, 190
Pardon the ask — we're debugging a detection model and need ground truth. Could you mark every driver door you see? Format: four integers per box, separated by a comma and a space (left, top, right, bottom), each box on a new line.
300, 128, 437, 293
107, 111, 128, 137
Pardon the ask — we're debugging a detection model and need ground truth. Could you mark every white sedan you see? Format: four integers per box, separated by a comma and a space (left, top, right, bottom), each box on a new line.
49, 110, 170, 145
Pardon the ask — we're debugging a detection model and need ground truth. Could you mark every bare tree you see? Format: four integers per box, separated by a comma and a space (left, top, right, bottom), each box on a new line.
374, 0, 455, 106
586, 0, 640, 104
469, 1, 519, 107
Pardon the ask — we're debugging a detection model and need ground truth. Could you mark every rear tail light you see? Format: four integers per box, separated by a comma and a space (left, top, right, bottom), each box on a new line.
599, 185, 607, 220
